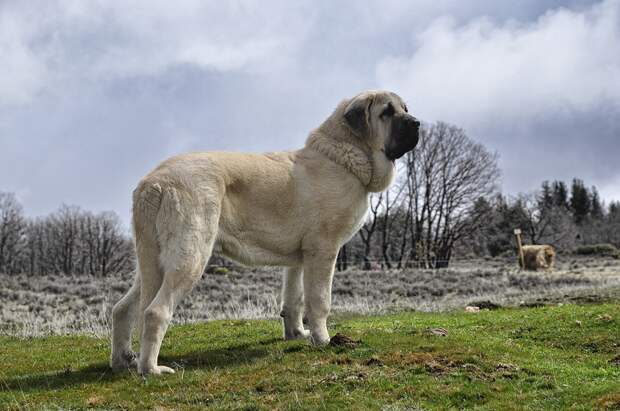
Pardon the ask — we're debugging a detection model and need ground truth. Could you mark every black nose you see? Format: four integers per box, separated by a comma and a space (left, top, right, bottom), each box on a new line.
404, 116, 420, 128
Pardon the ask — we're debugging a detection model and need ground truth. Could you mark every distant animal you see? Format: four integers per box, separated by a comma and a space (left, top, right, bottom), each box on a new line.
520, 245, 556, 271
110, 90, 420, 375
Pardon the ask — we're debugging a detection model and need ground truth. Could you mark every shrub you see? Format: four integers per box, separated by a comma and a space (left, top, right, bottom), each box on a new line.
574, 243, 619, 258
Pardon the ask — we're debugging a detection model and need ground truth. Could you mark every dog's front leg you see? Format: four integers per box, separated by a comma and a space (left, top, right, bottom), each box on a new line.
302, 249, 338, 346
281, 266, 310, 340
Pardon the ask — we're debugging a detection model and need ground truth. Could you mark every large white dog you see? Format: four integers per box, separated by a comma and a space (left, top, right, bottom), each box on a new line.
110, 90, 420, 375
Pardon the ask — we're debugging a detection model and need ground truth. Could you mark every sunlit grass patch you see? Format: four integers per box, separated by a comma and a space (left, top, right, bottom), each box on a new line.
1, 303, 619, 410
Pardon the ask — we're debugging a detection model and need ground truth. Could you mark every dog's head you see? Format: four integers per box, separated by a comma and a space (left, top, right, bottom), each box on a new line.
344, 90, 420, 161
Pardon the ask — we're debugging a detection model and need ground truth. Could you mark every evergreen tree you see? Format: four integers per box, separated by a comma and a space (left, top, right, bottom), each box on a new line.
570, 178, 591, 224
610, 201, 620, 216
469, 197, 494, 256
539, 181, 554, 210
551, 181, 569, 209
590, 186, 603, 219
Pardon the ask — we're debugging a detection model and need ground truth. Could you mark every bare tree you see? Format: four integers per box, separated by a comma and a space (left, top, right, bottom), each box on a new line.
0, 192, 27, 274
336, 243, 348, 271
23, 218, 48, 275
372, 175, 411, 269
357, 193, 383, 269
80, 211, 133, 276
519, 193, 579, 249
402, 122, 500, 268
5, 200, 134, 276
46, 205, 83, 274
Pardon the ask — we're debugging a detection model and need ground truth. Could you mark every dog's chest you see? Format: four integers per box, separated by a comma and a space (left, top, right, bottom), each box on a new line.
337, 194, 370, 244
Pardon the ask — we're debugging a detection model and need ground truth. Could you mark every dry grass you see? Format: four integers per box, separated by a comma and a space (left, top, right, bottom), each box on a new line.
1, 256, 619, 338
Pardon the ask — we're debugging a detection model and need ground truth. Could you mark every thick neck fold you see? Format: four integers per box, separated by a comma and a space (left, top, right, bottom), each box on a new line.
304, 103, 395, 192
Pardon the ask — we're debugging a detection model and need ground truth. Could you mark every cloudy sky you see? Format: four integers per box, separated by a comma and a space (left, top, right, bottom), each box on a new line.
1, 0, 619, 227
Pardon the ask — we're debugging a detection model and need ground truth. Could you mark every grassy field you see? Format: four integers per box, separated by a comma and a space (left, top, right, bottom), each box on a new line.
1, 303, 619, 410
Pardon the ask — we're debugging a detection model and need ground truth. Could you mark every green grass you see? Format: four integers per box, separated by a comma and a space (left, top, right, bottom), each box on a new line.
1, 303, 620, 410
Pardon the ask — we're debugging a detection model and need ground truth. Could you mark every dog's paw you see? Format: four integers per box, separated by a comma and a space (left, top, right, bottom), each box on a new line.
284, 328, 310, 340
110, 350, 138, 371
310, 333, 331, 346
138, 364, 176, 376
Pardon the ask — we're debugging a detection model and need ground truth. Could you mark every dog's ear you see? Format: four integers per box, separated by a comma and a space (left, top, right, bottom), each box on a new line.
344, 95, 373, 137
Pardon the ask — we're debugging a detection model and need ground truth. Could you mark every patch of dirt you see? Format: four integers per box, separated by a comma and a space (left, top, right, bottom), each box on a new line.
332, 357, 353, 365
385, 351, 437, 366
329, 333, 361, 348
86, 396, 104, 407
424, 359, 454, 375
317, 371, 367, 385
365, 357, 384, 367
597, 393, 620, 410
522, 288, 620, 307
583, 342, 601, 353
384, 352, 522, 381
344, 372, 367, 382
385, 351, 462, 376
426, 327, 448, 337
567, 294, 607, 304
494, 363, 520, 379
609, 356, 620, 366
519, 301, 547, 308
468, 300, 502, 310
495, 363, 519, 372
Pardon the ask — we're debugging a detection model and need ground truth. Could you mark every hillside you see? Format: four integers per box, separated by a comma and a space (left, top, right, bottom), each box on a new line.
1, 303, 619, 410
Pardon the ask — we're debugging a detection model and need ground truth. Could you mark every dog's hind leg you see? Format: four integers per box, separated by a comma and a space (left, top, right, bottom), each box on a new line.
110, 270, 141, 370
111, 181, 165, 371
138, 237, 214, 375
138, 187, 220, 375
281, 266, 309, 340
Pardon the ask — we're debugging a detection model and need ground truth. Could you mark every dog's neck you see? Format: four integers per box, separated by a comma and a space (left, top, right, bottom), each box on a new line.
305, 130, 373, 185
304, 109, 395, 192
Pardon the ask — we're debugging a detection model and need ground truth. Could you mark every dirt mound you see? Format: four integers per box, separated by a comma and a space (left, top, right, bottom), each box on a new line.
468, 300, 502, 310
329, 333, 361, 348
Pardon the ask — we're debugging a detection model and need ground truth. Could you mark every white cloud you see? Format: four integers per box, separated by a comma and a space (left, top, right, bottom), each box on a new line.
377, 0, 620, 124
600, 174, 620, 203
0, 0, 313, 107
0, 8, 48, 106
1, 0, 618, 223
376, 0, 620, 198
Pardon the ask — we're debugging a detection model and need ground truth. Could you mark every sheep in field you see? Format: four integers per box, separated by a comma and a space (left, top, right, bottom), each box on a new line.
519, 245, 556, 271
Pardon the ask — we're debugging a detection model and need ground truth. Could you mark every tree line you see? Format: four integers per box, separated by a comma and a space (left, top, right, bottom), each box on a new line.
466, 179, 620, 258
2, 121, 618, 275
335, 124, 619, 270
0, 194, 133, 276
338, 174, 620, 271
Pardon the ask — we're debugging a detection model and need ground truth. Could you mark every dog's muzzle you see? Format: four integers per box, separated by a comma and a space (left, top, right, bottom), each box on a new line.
384, 115, 420, 160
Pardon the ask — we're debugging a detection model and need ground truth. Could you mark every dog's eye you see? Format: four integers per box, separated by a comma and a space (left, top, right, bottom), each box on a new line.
381, 104, 395, 118
403, 104, 408, 113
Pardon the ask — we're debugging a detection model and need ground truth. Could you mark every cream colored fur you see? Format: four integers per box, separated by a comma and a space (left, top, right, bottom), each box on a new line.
110, 90, 411, 375
520, 245, 556, 271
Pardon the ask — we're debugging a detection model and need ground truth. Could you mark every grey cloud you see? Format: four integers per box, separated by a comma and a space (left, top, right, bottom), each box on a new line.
0, 0, 616, 227
377, 0, 620, 196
